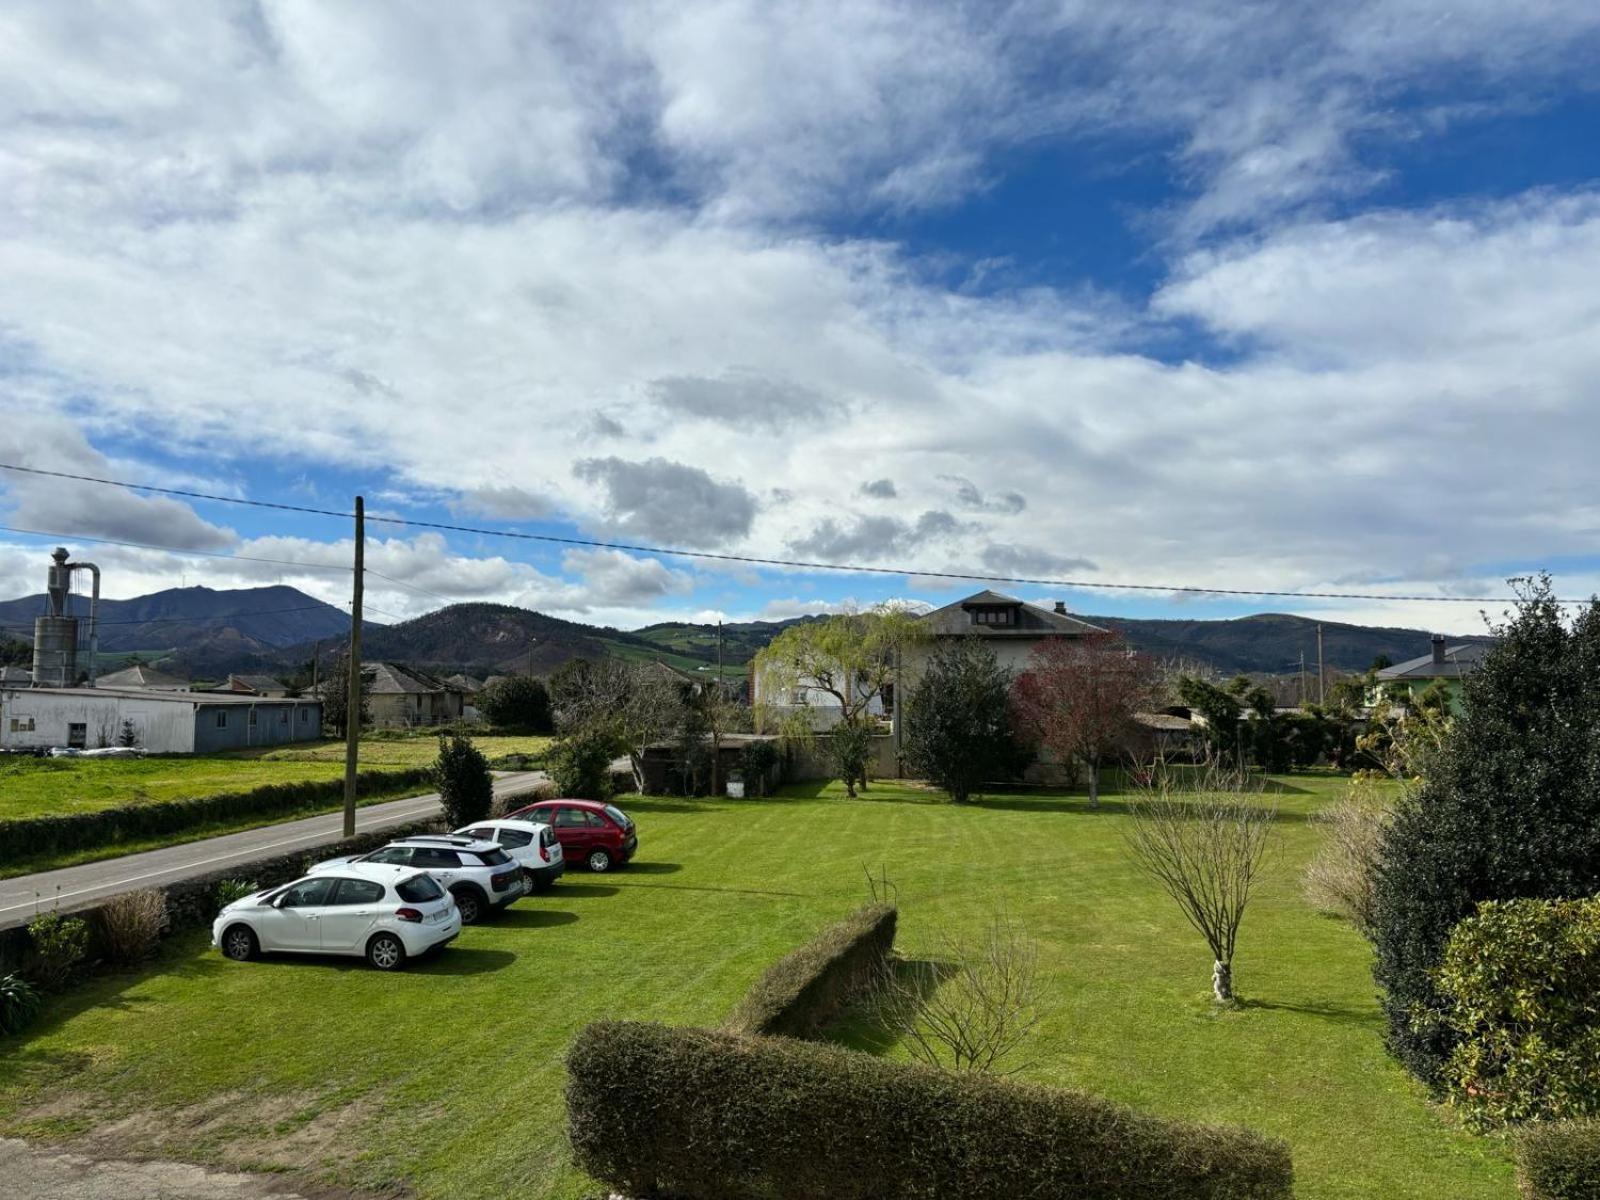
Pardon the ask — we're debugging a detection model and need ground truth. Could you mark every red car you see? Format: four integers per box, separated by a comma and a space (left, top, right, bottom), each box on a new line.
505, 799, 637, 873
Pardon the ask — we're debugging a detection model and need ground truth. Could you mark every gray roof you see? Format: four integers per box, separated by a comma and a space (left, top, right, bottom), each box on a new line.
95, 664, 190, 689
918, 590, 1107, 638
364, 662, 458, 695
226, 673, 288, 692
2, 686, 317, 707
1376, 642, 1494, 681
443, 673, 486, 693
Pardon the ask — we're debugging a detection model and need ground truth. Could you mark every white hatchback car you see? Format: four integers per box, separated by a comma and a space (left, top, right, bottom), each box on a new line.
212, 865, 460, 971
451, 819, 565, 893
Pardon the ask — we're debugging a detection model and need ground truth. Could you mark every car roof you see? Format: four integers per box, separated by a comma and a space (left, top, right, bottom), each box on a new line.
301, 862, 414, 886
391, 835, 499, 851
520, 797, 607, 810
454, 818, 548, 831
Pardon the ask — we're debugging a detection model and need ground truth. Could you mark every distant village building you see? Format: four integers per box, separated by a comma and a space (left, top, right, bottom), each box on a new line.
364, 662, 465, 728
223, 673, 292, 697
94, 664, 191, 691
1371, 635, 1492, 714
0, 687, 321, 753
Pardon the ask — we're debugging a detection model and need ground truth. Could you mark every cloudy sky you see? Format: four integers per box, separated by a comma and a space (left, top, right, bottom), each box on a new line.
2, 1, 1598, 640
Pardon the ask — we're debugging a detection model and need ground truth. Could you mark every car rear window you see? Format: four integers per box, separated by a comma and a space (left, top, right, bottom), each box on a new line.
603, 804, 632, 828
498, 827, 534, 849
468, 847, 513, 867
396, 875, 444, 903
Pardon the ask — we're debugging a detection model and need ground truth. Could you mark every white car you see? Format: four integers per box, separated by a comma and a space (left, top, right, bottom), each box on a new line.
311, 835, 526, 925
452, 819, 565, 892
211, 865, 460, 971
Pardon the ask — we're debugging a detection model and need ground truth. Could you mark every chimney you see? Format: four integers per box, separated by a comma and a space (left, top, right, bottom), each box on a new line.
1053, 601, 1067, 615
1431, 634, 1447, 665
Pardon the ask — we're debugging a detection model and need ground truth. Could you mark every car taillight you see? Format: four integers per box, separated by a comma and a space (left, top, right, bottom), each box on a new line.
492, 871, 517, 890
395, 907, 423, 923
538, 845, 550, 862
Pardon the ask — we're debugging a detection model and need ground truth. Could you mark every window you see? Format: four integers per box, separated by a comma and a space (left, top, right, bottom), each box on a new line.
396, 875, 444, 903
8, 716, 34, 733
553, 807, 590, 828
278, 877, 336, 908
67, 723, 87, 749
215, 711, 228, 729
971, 607, 1015, 627
328, 878, 385, 906
603, 805, 632, 829
363, 846, 412, 865
461, 827, 496, 841
300, 709, 309, 723
498, 827, 533, 849
410, 847, 461, 869
468, 847, 513, 867
279, 709, 289, 724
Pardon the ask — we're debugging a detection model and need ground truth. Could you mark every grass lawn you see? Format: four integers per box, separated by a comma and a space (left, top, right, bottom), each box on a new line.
0, 774, 1516, 1199
0, 734, 554, 823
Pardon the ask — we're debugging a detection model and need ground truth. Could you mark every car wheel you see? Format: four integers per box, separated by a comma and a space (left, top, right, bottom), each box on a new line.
587, 848, 613, 873
221, 925, 258, 962
366, 932, 406, 971
453, 887, 484, 925
524, 869, 552, 895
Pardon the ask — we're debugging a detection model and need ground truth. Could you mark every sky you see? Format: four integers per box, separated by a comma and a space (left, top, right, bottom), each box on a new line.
1, 1, 1598, 644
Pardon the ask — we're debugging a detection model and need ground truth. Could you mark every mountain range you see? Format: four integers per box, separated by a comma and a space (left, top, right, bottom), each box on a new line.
0, 584, 1491, 682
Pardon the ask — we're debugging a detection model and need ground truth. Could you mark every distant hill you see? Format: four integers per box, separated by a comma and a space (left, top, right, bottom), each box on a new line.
0, 583, 1492, 682
0, 585, 357, 657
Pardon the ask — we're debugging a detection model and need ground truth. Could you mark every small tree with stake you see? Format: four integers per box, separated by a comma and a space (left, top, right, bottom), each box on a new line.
1012, 631, 1156, 808
321, 651, 370, 738
1123, 765, 1277, 1004
434, 731, 493, 827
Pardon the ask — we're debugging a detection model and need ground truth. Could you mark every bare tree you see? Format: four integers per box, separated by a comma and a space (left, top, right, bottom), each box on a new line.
554, 660, 687, 792
1124, 765, 1277, 1003
881, 912, 1042, 1074
1303, 779, 1391, 939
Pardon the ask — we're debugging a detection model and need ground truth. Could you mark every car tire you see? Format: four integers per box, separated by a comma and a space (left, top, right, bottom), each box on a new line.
524, 869, 552, 895
221, 925, 258, 962
587, 848, 613, 873
366, 932, 407, 971
453, 887, 485, 925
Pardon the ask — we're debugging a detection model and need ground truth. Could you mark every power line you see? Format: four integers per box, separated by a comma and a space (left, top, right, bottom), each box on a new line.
0, 460, 1575, 605
0, 523, 353, 575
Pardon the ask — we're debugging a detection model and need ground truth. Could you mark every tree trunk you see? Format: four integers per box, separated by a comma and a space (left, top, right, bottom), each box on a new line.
630, 752, 646, 794
1212, 959, 1233, 1003
1087, 761, 1100, 810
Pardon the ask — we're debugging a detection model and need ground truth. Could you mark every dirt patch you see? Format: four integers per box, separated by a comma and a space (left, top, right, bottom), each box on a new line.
0, 1135, 392, 1200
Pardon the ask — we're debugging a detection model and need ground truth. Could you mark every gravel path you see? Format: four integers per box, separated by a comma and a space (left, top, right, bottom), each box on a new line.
0, 1137, 369, 1200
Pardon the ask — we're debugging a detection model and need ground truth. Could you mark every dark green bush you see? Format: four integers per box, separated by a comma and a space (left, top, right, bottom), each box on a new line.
215, 879, 259, 908
434, 732, 493, 827
1517, 1120, 1600, 1200
24, 911, 89, 991
546, 729, 616, 801
738, 739, 779, 796
477, 675, 552, 732
1372, 581, 1600, 1086
1435, 897, 1600, 1127
567, 1021, 1294, 1200
0, 768, 433, 863
724, 903, 896, 1039
903, 636, 1028, 802
0, 973, 40, 1036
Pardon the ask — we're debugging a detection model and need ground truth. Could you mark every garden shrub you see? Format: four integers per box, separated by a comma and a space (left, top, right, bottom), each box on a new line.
1434, 897, 1600, 1128
1302, 781, 1391, 938
434, 732, 493, 827
567, 1021, 1294, 1200
1517, 1120, 1600, 1200
0, 973, 40, 1036
476, 674, 553, 732
24, 911, 90, 991
215, 878, 259, 908
738, 739, 779, 796
0, 768, 434, 863
1371, 581, 1600, 1086
98, 889, 168, 966
546, 729, 616, 800
724, 903, 897, 1040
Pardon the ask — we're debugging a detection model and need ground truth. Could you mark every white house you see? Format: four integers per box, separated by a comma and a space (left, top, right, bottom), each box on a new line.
0, 687, 322, 753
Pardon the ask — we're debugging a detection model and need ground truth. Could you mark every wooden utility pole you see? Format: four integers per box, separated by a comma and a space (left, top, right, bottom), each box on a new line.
717, 620, 724, 693
342, 496, 365, 838
311, 639, 321, 691
1316, 623, 1326, 706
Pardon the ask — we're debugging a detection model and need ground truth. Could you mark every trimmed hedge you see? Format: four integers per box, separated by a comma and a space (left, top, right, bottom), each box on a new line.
1517, 1120, 1600, 1200
0, 768, 433, 862
724, 902, 896, 1039
567, 1021, 1294, 1200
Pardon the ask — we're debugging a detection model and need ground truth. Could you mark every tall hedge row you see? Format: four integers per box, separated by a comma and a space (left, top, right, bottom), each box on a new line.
0, 768, 433, 862
723, 902, 896, 1039
566, 1021, 1294, 1200
1517, 1120, 1600, 1200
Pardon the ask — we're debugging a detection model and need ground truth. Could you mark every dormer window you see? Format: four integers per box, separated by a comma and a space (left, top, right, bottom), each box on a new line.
971, 606, 1016, 627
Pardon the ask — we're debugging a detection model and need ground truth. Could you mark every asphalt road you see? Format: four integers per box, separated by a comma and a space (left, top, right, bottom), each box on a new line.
0, 770, 548, 930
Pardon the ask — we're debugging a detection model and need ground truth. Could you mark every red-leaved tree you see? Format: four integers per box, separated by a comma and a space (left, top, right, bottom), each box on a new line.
1011, 632, 1157, 808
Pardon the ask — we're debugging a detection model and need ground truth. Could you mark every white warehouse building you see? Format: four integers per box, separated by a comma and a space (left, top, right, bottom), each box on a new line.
0, 687, 322, 754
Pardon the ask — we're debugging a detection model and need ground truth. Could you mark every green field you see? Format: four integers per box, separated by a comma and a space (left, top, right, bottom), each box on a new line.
0, 773, 1514, 1199
0, 735, 553, 824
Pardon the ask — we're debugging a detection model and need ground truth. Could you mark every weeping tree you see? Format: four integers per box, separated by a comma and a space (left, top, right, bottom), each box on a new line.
1124, 767, 1278, 1003
755, 606, 926, 798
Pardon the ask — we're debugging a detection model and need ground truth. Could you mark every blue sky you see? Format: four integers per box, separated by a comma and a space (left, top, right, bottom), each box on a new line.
1, 1, 1598, 641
